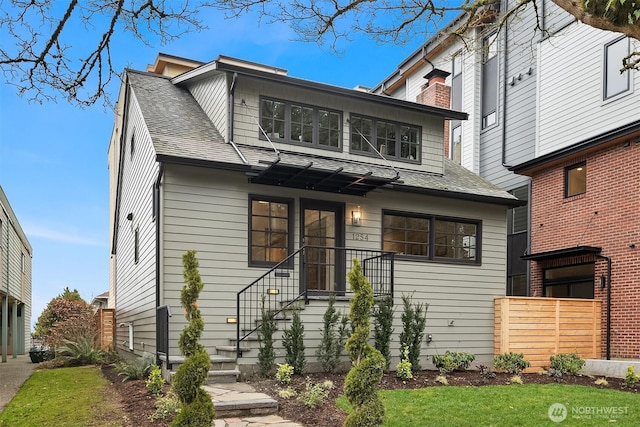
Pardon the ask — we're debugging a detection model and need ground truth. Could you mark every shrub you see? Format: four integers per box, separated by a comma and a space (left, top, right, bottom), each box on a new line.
146, 364, 164, 396
432, 351, 475, 375
493, 352, 531, 375
113, 352, 155, 381
435, 375, 448, 385
343, 259, 385, 427
257, 298, 277, 377
282, 309, 306, 375
624, 365, 639, 388
297, 377, 331, 409
149, 391, 181, 421
34, 287, 96, 350
56, 335, 104, 366
275, 363, 294, 385
549, 352, 585, 376
170, 250, 215, 426
396, 346, 413, 380
373, 296, 394, 371
399, 293, 428, 372
510, 375, 523, 384
594, 378, 609, 387
316, 295, 349, 373
477, 364, 496, 382
278, 387, 297, 399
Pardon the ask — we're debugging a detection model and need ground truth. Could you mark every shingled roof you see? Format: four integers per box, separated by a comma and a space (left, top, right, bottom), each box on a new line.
127, 69, 522, 207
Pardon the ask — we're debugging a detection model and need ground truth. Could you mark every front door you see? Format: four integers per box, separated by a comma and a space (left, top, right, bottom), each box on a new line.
300, 199, 345, 294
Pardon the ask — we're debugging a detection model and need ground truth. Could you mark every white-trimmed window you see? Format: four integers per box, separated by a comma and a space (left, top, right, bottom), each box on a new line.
604, 37, 630, 100
481, 33, 498, 129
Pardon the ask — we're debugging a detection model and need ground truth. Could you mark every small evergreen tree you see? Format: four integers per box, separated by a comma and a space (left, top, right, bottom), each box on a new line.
170, 250, 215, 426
316, 295, 347, 373
373, 295, 394, 370
282, 309, 306, 375
257, 298, 277, 377
343, 259, 385, 427
399, 293, 428, 372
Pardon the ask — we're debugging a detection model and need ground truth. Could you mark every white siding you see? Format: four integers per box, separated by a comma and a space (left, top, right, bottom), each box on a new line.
538, 23, 640, 156
0, 190, 32, 355
186, 73, 228, 140
113, 91, 160, 355
161, 164, 508, 367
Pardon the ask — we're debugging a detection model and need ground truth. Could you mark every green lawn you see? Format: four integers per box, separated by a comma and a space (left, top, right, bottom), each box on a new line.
338, 384, 640, 426
0, 366, 123, 427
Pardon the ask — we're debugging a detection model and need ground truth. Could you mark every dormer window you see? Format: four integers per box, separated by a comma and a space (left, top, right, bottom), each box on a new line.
259, 97, 342, 150
350, 114, 421, 163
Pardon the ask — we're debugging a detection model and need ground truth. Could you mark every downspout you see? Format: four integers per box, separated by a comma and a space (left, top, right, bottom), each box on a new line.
154, 162, 164, 310
595, 253, 612, 360
501, 0, 510, 169
228, 72, 249, 165
2, 220, 8, 362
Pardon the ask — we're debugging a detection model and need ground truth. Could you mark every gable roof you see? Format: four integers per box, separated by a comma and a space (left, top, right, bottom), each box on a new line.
127, 69, 522, 207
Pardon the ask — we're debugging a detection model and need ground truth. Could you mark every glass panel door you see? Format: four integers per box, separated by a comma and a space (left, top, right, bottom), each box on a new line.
301, 200, 344, 293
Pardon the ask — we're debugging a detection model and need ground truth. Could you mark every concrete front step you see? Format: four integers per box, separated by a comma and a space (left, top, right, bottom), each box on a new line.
204, 384, 278, 418
169, 368, 240, 384
216, 345, 251, 358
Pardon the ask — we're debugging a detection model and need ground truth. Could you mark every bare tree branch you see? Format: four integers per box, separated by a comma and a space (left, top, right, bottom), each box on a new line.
1, 0, 637, 107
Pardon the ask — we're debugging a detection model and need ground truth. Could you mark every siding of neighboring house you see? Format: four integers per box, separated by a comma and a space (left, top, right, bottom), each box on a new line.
0, 187, 32, 356
160, 164, 508, 368
112, 92, 159, 355
538, 23, 640, 157
526, 141, 640, 358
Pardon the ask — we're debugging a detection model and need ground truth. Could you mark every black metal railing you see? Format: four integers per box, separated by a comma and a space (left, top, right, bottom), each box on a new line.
236, 246, 394, 357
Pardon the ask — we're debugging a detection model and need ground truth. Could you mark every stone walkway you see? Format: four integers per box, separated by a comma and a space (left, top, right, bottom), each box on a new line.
205, 382, 303, 427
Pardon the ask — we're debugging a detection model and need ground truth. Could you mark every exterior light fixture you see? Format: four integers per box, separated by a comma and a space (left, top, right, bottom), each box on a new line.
267, 288, 280, 295
126, 212, 133, 221
226, 317, 238, 324
351, 206, 362, 226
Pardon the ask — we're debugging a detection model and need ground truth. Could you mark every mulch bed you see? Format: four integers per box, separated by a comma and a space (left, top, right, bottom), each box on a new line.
101, 365, 637, 427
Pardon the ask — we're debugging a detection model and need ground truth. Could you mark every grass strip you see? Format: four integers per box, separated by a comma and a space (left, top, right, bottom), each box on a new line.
337, 384, 640, 426
0, 366, 123, 427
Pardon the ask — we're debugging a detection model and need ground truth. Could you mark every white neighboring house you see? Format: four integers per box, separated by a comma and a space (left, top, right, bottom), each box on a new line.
108, 54, 522, 378
0, 185, 32, 361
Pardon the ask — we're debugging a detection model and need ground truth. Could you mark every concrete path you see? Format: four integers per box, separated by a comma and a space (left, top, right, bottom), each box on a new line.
0, 354, 37, 413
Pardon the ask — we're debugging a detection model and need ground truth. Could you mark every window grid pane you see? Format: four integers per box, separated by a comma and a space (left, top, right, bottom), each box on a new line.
351, 115, 420, 161
251, 199, 290, 264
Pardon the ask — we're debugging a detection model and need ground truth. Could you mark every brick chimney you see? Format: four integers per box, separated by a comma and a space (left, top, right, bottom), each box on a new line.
416, 68, 452, 157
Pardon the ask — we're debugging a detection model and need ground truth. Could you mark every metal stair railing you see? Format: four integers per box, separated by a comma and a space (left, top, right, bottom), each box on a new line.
236, 246, 395, 358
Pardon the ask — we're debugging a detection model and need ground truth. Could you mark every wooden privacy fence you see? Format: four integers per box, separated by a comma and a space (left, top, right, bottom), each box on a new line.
494, 297, 601, 372
95, 308, 115, 350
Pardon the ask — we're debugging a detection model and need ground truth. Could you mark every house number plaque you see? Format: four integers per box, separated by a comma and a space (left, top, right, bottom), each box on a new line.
352, 233, 369, 241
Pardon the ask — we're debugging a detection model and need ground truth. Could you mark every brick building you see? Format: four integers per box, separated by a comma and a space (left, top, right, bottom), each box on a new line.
511, 121, 640, 359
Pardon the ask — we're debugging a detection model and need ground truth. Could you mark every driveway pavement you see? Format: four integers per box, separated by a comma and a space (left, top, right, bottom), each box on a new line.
0, 355, 36, 413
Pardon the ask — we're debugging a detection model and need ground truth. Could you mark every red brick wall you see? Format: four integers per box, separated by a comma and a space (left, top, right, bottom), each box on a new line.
416, 82, 451, 157
528, 141, 640, 358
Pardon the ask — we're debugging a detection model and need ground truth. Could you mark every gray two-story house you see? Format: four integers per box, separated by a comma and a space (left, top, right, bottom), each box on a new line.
108, 54, 522, 377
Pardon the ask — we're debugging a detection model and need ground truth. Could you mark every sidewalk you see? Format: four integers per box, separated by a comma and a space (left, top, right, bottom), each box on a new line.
0, 354, 37, 413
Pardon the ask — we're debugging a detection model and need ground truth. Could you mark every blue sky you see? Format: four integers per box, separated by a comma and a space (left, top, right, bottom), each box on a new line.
0, 7, 429, 330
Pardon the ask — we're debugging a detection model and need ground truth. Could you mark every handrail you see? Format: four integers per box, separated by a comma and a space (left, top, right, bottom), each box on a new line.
236, 246, 394, 358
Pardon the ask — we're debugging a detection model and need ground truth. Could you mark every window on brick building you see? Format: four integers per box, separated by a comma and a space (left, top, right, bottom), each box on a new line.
543, 263, 594, 299
565, 162, 586, 197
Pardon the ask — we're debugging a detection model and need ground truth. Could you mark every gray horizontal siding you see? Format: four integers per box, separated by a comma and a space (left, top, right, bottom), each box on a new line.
161, 164, 507, 367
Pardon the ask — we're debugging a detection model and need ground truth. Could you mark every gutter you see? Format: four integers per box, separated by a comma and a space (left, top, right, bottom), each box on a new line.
154, 162, 165, 311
